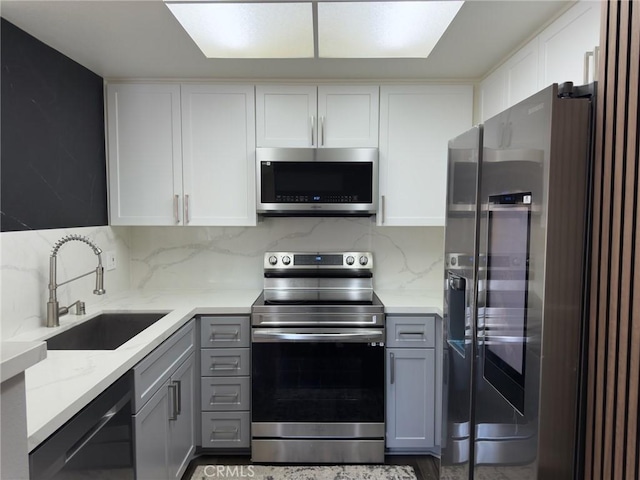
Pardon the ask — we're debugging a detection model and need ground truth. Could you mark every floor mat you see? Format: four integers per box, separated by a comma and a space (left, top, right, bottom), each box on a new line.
190, 464, 417, 480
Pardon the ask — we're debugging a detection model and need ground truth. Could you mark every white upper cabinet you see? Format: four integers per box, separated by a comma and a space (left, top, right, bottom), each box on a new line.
505, 39, 540, 107
479, 68, 507, 123
107, 83, 256, 226
107, 84, 183, 226
479, 37, 539, 122
255, 85, 317, 147
479, 0, 600, 122
538, 0, 601, 87
256, 85, 379, 147
379, 85, 473, 227
181, 85, 256, 226
317, 85, 379, 147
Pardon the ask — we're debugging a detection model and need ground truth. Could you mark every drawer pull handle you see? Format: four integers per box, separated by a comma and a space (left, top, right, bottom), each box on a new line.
209, 329, 239, 341
210, 426, 239, 439
399, 331, 425, 336
210, 361, 239, 371
210, 393, 239, 404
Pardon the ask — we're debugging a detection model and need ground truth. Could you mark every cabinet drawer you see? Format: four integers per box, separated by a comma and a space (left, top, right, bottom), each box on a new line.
386, 316, 436, 348
201, 377, 250, 411
201, 412, 250, 449
201, 348, 250, 376
200, 316, 250, 348
133, 320, 195, 412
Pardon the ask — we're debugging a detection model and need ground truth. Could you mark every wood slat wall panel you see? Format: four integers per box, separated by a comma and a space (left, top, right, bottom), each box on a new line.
585, 1, 640, 479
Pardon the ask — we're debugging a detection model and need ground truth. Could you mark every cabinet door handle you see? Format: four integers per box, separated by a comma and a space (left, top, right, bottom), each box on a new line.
311, 115, 315, 146
184, 194, 190, 224
168, 383, 178, 420
173, 194, 180, 224
381, 195, 386, 225
583, 50, 594, 84
174, 380, 182, 415
594, 46, 600, 81
390, 352, 395, 385
321, 116, 325, 146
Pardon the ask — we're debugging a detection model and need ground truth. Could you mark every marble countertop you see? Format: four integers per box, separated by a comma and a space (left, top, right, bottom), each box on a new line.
7, 287, 441, 452
9, 288, 261, 452
0, 341, 47, 383
376, 289, 443, 316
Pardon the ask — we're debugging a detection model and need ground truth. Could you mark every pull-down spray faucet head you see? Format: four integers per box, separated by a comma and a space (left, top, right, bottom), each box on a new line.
47, 234, 106, 327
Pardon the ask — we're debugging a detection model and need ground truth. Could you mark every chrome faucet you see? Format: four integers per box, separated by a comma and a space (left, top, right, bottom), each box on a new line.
46, 235, 106, 327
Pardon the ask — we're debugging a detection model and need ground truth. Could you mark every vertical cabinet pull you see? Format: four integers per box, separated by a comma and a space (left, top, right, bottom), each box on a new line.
321, 116, 325, 146
174, 380, 182, 415
173, 194, 180, 224
583, 50, 594, 84
594, 46, 600, 81
168, 383, 178, 420
184, 194, 190, 224
390, 352, 395, 384
310, 115, 315, 146
381, 195, 386, 224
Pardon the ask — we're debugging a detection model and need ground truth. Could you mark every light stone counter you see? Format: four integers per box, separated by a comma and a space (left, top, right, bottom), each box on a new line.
376, 289, 443, 316
7, 288, 261, 452
1, 341, 47, 383
8, 287, 442, 453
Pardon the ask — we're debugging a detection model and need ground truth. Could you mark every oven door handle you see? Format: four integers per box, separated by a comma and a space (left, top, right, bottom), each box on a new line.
252, 329, 384, 343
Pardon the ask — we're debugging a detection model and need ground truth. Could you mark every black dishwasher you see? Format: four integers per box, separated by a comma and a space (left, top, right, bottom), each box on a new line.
29, 372, 134, 480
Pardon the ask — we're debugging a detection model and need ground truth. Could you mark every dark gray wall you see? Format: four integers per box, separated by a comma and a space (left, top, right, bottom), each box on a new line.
1, 18, 108, 232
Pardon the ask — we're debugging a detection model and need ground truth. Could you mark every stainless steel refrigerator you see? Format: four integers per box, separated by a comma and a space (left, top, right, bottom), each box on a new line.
440, 83, 594, 480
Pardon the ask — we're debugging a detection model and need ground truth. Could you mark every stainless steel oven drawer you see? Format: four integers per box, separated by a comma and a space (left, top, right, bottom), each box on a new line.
201, 377, 250, 411
251, 439, 384, 463
201, 412, 250, 449
386, 316, 436, 348
201, 348, 250, 376
200, 316, 250, 348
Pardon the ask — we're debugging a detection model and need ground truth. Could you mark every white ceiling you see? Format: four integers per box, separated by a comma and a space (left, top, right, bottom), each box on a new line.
0, 0, 573, 81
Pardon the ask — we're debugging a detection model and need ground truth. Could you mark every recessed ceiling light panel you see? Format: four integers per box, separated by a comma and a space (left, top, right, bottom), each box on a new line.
318, 1, 464, 58
165, 2, 314, 58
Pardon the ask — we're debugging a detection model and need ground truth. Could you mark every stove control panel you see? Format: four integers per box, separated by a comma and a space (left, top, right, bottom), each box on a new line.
264, 252, 373, 270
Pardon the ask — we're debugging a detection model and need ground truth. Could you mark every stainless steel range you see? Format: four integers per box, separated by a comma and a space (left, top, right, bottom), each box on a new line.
251, 252, 385, 464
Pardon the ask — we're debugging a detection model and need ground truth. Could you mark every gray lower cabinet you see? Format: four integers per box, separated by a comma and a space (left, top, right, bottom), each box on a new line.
133, 320, 196, 480
386, 315, 437, 451
199, 316, 251, 450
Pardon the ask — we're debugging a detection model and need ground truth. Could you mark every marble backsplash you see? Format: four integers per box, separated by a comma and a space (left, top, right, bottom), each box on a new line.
1, 226, 131, 338
129, 217, 444, 293
1, 218, 444, 339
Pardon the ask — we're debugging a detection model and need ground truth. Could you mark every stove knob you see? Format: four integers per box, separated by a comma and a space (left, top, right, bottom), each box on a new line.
282, 255, 291, 266
268, 255, 278, 266
359, 255, 369, 266
346, 255, 355, 265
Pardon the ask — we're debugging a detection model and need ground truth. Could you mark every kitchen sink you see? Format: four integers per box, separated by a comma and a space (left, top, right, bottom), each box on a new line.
46, 312, 168, 350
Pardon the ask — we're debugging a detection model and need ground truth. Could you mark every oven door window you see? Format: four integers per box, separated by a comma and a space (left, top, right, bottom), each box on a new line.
260, 161, 373, 203
252, 341, 384, 423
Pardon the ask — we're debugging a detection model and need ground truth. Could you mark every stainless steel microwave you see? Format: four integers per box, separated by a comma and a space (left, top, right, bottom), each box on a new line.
256, 147, 378, 216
